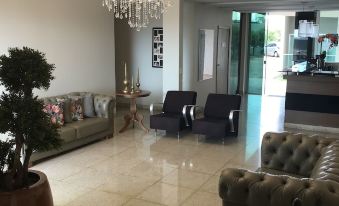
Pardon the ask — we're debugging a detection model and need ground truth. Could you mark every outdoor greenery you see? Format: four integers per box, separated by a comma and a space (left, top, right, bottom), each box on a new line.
0, 47, 61, 192
250, 29, 265, 56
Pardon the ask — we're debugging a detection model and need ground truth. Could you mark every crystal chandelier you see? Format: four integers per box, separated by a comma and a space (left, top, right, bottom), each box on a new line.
102, 0, 172, 31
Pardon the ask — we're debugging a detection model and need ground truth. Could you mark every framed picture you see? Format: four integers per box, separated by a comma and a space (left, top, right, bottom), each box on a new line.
152, 27, 163, 68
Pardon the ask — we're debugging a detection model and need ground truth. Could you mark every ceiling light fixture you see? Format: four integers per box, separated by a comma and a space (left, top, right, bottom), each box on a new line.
102, 0, 172, 31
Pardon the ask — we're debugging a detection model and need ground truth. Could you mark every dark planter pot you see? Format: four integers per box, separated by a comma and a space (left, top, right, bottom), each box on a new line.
0, 170, 53, 206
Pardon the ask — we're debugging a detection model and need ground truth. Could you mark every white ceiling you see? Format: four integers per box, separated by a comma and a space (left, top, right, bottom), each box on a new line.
188, 0, 339, 12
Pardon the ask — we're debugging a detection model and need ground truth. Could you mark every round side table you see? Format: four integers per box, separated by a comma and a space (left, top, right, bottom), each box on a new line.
116, 90, 151, 133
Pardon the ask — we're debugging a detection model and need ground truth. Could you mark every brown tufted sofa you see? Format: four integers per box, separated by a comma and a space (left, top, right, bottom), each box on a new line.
219, 132, 339, 206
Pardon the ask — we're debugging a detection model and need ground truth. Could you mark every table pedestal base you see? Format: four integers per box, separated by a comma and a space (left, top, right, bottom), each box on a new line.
118, 98, 149, 133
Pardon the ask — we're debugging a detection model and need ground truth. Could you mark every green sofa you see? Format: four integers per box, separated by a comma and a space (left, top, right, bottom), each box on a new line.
31, 92, 115, 163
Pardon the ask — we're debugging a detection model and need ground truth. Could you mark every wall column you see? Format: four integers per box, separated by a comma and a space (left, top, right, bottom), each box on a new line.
163, 0, 183, 100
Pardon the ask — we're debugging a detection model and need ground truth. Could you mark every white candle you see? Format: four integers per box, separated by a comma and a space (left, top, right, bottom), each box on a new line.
137, 67, 140, 83
124, 62, 127, 80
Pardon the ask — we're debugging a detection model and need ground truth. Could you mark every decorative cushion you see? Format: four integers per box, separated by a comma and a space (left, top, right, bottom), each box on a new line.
69, 96, 84, 121
56, 98, 72, 123
43, 102, 64, 126
83, 94, 96, 117
94, 95, 113, 118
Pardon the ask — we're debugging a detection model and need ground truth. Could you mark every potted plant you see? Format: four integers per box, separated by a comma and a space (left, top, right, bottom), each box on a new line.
0, 47, 62, 206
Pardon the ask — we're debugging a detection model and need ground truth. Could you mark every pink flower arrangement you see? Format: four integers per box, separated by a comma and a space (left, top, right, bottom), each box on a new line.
318, 34, 338, 50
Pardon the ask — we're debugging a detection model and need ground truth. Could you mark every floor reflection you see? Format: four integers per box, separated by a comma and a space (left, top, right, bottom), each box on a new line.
32, 94, 288, 206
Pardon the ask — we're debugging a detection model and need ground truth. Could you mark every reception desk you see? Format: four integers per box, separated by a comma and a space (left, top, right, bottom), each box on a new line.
284, 74, 339, 128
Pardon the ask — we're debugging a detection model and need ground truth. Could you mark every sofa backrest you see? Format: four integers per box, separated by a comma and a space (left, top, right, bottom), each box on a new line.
42, 92, 114, 119
261, 132, 334, 177
162, 91, 197, 114
311, 140, 339, 183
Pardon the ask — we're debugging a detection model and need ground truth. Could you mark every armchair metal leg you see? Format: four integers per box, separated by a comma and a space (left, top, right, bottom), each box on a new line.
177, 132, 180, 141
222, 138, 225, 145
155, 129, 157, 137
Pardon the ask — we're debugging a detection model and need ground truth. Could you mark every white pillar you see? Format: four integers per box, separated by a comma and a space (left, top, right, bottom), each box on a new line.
162, 0, 182, 100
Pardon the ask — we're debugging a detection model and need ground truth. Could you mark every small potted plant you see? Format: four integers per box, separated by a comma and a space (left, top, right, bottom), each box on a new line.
0, 47, 61, 206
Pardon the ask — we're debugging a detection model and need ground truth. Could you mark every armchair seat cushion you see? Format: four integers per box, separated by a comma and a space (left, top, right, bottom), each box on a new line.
67, 118, 110, 139
149, 91, 197, 133
192, 118, 230, 138
150, 113, 186, 133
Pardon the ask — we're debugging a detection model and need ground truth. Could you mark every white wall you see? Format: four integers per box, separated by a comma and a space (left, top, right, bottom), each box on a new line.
182, 2, 232, 106
115, 18, 163, 106
163, 0, 183, 100
0, 0, 116, 97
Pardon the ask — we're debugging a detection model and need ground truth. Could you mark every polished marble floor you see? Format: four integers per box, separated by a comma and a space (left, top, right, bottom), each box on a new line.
32, 95, 287, 206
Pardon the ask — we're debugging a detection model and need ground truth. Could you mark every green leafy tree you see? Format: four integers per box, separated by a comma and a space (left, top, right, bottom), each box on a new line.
0, 47, 61, 192
267, 30, 281, 43
250, 29, 265, 56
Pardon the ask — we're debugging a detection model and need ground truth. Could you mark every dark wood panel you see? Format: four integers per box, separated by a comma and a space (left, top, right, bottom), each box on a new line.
285, 76, 339, 96
285, 110, 339, 128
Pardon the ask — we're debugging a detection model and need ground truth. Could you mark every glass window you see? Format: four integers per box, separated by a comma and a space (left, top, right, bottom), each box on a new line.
229, 11, 241, 94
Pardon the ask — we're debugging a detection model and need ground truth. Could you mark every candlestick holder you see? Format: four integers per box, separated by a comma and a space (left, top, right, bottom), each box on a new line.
123, 79, 129, 94
130, 76, 135, 94
130, 83, 135, 94
135, 82, 141, 93
123, 62, 129, 94
135, 67, 141, 93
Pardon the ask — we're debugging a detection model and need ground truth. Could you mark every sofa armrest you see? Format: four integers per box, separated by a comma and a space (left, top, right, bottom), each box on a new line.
219, 168, 339, 206
94, 95, 114, 119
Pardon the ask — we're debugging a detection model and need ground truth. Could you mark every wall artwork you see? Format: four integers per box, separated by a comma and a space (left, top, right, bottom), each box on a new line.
152, 27, 163, 68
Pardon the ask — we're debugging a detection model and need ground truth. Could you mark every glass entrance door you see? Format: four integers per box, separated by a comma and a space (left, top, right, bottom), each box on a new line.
247, 13, 266, 94
262, 12, 293, 96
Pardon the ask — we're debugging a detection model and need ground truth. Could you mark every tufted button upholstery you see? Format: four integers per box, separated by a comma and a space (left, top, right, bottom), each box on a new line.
219, 168, 339, 206
219, 132, 339, 206
311, 140, 339, 183
261, 132, 335, 177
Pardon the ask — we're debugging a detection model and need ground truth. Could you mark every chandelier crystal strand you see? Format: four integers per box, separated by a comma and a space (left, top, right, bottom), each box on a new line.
103, 0, 172, 31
